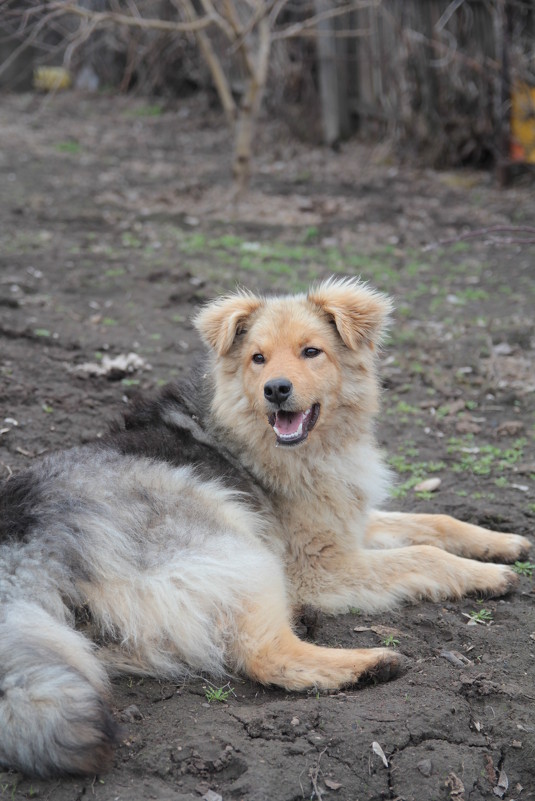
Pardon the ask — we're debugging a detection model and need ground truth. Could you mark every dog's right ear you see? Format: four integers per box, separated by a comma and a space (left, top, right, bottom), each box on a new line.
193, 291, 262, 356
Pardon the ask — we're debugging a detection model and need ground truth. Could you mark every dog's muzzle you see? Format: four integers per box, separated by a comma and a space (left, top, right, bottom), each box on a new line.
267, 404, 321, 446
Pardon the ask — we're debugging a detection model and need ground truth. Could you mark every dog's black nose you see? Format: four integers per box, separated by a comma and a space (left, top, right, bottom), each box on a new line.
264, 378, 293, 404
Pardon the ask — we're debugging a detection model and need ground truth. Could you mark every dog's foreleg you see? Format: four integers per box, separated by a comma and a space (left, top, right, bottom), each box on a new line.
302, 545, 520, 614
365, 511, 531, 562
0, 601, 117, 777
230, 597, 402, 691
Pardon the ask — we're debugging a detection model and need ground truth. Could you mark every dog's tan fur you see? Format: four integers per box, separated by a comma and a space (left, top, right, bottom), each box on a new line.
193, 278, 530, 687
1, 277, 531, 776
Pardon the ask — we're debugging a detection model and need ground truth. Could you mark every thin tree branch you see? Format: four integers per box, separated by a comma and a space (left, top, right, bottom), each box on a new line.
424, 226, 535, 250
178, 0, 237, 125
45, 1, 214, 34
272, 0, 379, 40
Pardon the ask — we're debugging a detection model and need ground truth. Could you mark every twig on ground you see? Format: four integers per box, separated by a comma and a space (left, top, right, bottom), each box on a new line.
424, 225, 535, 250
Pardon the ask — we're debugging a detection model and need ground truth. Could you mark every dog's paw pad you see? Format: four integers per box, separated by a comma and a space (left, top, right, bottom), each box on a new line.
485, 565, 520, 597
364, 651, 408, 684
502, 566, 520, 592
512, 535, 532, 561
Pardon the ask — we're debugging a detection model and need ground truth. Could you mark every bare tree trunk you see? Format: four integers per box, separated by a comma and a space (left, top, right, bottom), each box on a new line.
314, 0, 341, 146
231, 13, 271, 196
495, 0, 512, 187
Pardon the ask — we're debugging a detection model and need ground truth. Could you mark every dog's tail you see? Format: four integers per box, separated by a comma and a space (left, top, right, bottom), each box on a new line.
0, 601, 117, 777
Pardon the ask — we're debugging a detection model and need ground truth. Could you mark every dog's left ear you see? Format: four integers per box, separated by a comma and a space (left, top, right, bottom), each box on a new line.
308, 278, 392, 350
193, 291, 262, 356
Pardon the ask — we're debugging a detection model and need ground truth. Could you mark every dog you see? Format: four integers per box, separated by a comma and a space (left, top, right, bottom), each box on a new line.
0, 277, 530, 777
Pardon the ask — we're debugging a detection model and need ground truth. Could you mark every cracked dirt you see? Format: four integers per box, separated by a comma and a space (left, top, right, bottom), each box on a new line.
0, 91, 534, 800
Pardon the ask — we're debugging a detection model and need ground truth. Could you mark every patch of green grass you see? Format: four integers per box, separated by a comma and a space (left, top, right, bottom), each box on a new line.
467, 608, 493, 624
382, 634, 400, 647
388, 448, 445, 500
455, 287, 489, 303
410, 361, 424, 374
34, 328, 51, 337
55, 140, 81, 154
447, 436, 526, 476
414, 490, 434, 501
405, 261, 430, 276
303, 226, 320, 242
179, 232, 207, 253
396, 400, 419, 415
512, 561, 535, 577
209, 234, 245, 249
204, 683, 234, 703
292, 169, 312, 184
0, 782, 18, 801
128, 104, 163, 117
121, 232, 142, 248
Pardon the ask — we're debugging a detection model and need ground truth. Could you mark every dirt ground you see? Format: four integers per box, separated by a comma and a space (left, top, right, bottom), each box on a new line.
0, 91, 534, 801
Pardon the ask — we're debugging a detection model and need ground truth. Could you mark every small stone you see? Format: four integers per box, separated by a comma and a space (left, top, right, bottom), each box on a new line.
496, 420, 524, 437
414, 477, 441, 493
120, 704, 143, 722
202, 791, 223, 801
493, 342, 513, 355
456, 420, 481, 434
417, 758, 432, 777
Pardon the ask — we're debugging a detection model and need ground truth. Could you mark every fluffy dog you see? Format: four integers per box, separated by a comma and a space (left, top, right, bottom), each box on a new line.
0, 277, 530, 777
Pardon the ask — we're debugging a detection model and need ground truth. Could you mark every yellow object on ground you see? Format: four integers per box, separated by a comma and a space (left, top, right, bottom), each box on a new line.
33, 67, 72, 92
511, 83, 535, 164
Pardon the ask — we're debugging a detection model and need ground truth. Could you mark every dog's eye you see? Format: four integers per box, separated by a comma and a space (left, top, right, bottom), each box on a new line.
252, 353, 265, 364
302, 347, 322, 359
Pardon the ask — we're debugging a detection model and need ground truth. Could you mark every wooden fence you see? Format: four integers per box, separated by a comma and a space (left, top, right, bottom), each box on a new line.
316, 0, 535, 169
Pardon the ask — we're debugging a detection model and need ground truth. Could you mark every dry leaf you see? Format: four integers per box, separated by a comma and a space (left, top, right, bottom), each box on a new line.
70, 352, 152, 379
456, 420, 481, 434
440, 650, 472, 667
324, 779, 342, 790
354, 624, 409, 638
445, 771, 465, 798
371, 741, 389, 768
493, 768, 509, 798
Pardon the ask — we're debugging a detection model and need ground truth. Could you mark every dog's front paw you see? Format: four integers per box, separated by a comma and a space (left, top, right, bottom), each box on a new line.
476, 563, 520, 597
493, 533, 532, 564
360, 649, 408, 684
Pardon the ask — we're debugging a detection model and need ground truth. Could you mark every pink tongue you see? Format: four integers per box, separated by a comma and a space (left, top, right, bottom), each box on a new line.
276, 411, 304, 435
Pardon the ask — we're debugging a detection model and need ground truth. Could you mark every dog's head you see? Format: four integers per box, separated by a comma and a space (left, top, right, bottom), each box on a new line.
194, 278, 391, 448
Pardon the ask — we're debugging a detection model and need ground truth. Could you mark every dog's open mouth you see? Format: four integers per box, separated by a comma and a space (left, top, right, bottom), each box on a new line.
268, 404, 320, 446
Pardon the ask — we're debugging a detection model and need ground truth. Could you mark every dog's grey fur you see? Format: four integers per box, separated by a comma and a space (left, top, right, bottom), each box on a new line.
0, 375, 276, 777
2, 280, 529, 778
